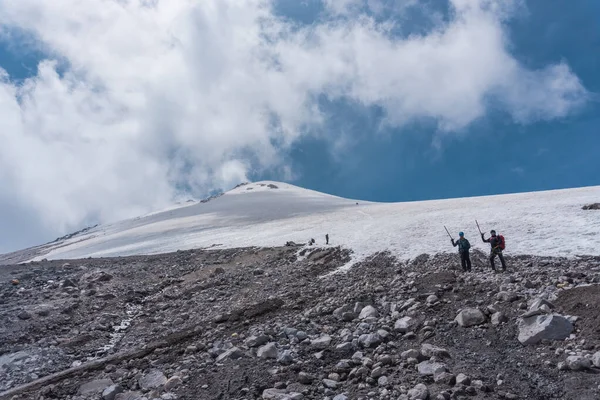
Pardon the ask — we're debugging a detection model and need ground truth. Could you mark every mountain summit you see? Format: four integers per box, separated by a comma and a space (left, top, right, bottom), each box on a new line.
2, 182, 599, 264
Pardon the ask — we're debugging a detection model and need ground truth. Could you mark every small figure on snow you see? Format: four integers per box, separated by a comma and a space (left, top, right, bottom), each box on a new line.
482, 229, 507, 272
451, 232, 472, 272
325, 234, 329, 245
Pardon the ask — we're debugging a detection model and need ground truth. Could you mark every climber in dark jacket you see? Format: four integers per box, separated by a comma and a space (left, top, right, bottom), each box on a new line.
451, 232, 472, 272
482, 230, 506, 272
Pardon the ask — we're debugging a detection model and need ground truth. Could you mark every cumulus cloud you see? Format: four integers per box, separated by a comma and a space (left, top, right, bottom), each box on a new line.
0, 0, 587, 251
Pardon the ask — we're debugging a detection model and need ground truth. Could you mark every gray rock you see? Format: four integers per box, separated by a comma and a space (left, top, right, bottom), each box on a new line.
491, 312, 508, 325
421, 343, 450, 358
115, 392, 144, 400
529, 298, 555, 312
426, 295, 439, 304
521, 309, 543, 318
359, 305, 379, 319
455, 373, 470, 385
333, 304, 353, 319
592, 351, 600, 368
298, 372, 315, 384
257, 342, 278, 359
335, 360, 352, 371
283, 327, 298, 338
79, 379, 114, 395
102, 385, 123, 400
62, 278, 78, 288
378, 375, 389, 386
262, 388, 302, 400
277, 350, 294, 365
164, 376, 182, 391
358, 333, 382, 348
433, 371, 455, 385
336, 342, 354, 352
496, 291, 519, 302
377, 329, 390, 340
455, 308, 486, 327
395, 316, 416, 333
566, 355, 592, 371
311, 335, 332, 350
518, 314, 573, 345
557, 361, 569, 371
17, 310, 32, 320
138, 370, 167, 390
215, 347, 243, 362
408, 383, 429, 400
333, 395, 349, 400
322, 378, 338, 389
371, 366, 385, 378
417, 360, 447, 376
246, 335, 270, 348
401, 349, 420, 359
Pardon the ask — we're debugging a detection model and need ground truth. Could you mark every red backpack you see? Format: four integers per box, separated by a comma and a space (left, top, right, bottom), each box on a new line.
498, 234, 506, 250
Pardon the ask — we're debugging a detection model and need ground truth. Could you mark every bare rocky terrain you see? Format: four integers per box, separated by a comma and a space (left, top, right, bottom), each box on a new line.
1, 246, 600, 400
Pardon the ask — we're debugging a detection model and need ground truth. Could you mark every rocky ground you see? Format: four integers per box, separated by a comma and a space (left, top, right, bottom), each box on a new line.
1, 246, 600, 400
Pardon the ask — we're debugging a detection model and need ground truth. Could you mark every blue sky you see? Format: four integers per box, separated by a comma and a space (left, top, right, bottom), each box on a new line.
0, 0, 598, 252
264, 0, 600, 201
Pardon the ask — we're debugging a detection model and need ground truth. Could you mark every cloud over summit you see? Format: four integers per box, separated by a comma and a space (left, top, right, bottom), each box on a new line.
0, 0, 588, 251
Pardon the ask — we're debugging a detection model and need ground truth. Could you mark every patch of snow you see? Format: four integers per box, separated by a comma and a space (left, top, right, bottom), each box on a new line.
23, 181, 600, 266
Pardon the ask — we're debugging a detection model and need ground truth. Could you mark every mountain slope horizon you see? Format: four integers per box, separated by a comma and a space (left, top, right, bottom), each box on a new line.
1, 181, 599, 265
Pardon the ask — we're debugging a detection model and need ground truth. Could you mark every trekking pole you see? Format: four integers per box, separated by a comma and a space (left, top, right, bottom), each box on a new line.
475, 220, 483, 235
444, 226, 454, 240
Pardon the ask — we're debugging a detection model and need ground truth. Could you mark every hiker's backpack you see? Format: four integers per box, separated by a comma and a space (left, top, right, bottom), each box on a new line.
498, 235, 506, 250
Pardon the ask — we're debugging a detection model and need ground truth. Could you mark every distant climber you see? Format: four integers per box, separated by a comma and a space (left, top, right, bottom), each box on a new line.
451, 232, 471, 272
482, 229, 507, 272
308, 238, 316, 246
325, 234, 329, 245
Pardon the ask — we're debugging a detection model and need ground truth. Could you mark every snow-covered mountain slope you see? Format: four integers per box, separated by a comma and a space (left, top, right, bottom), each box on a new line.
6, 181, 600, 263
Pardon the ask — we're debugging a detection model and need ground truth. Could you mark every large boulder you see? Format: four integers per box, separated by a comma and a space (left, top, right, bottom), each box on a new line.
455, 308, 486, 327
518, 314, 573, 345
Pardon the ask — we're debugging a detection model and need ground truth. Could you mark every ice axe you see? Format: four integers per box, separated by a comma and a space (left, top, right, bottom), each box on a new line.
444, 226, 454, 240
475, 220, 483, 235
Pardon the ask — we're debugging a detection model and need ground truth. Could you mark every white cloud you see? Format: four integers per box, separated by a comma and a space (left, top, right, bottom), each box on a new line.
0, 0, 587, 252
